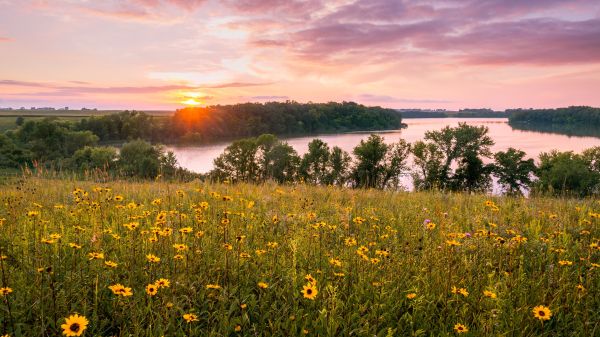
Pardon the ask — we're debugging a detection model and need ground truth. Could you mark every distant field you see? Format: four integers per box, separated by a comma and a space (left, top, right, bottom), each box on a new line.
0, 110, 174, 132
0, 116, 86, 132
0, 109, 174, 117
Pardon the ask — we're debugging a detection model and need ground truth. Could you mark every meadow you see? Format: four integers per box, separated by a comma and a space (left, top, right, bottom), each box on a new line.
0, 177, 598, 336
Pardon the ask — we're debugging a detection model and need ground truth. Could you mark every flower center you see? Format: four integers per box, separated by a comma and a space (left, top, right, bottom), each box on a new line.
307, 289, 312, 294
70, 323, 80, 332
539, 311, 545, 316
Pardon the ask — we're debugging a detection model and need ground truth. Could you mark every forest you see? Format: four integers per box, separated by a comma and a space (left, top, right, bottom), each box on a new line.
508, 106, 600, 127
75, 101, 403, 144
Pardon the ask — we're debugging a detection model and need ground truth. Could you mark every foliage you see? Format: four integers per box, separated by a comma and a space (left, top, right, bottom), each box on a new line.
492, 148, 536, 196
508, 106, 600, 127
212, 135, 300, 184
413, 123, 494, 192
76, 111, 164, 142
0, 133, 31, 168
411, 141, 444, 190
65, 146, 118, 171
13, 118, 99, 162
535, 149, 600, 196
170, 101, 402, 143
350, 135, 411, 189
0, 178, 598, 336
0, 118, 192, 180
118, 140, 177, 179
3, 112, 600, 196
300, 139, 351, 186
400, 109, 509, 118
73, 102, 402, 144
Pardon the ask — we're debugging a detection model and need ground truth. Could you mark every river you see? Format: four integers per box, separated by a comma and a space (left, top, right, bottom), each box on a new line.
168, 118, 600, 176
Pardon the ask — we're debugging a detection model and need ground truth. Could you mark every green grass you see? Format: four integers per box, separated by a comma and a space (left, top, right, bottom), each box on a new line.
0, 177, 598, 336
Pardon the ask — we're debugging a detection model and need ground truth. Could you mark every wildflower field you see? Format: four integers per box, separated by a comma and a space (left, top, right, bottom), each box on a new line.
0, 178, 598, 336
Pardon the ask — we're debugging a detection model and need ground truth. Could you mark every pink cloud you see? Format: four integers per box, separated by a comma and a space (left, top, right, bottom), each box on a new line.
0, 80, 272, 96
31, 0, 208, 22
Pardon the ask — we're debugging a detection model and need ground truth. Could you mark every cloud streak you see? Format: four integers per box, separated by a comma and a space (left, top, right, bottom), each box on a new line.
357, 94, 453, 104
0, 80, 271, 94
31, 0, 208, 22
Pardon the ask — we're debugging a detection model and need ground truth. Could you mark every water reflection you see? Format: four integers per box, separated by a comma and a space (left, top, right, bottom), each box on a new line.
508, 121, 600, 138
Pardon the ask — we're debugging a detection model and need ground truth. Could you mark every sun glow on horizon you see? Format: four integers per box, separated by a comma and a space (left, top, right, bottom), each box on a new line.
178, 91, 207, 106
181, 98, 202, 106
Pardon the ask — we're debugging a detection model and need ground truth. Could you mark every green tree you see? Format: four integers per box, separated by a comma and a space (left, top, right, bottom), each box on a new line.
351, 134, 410, 189
118, 140, 162, 178
300, 139, 331, 184
326, 146, 351, 186
0, 133, 31, 168
536, 150, 600, 196
211, 134, 300, 183
419, 123, 494, 191
159, 151, 178, 178
14, 118, 98, 162
265, 142, 300, 183
299, 139, 352, 186
582, 146, 600, 173
67, 146, 118, 171
492, 148, 536, 195
411, 141, 444, 190
212, 138, 259, 182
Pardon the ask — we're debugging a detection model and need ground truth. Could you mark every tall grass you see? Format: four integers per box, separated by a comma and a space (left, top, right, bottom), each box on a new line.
0, 177, 598, 336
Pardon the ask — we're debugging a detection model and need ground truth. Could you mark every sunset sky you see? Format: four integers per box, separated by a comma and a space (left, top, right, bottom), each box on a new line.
1, 0, 600, 110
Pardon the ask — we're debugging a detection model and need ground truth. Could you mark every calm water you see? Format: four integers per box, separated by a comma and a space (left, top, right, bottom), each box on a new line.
168, 118, 600, 175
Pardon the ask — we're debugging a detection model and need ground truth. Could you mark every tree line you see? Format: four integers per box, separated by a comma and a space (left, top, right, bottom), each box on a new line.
1, 112, 599, 196
75, 101, 403, 144
210, 124, 600, 197
0, 101, 402, 178
508, 106, 600, 127
0, 118, 192, 179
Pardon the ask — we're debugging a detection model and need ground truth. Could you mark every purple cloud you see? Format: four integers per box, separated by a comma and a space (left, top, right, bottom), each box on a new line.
323, 0, 436, 22
427, 18, 600, 65
240, 0, 600, 66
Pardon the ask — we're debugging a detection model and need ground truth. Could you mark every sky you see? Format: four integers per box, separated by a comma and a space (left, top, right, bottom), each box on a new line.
1, 0, 600, 110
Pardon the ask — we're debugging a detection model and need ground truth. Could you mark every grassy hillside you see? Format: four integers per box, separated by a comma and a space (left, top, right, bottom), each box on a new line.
0, 178, 598, 336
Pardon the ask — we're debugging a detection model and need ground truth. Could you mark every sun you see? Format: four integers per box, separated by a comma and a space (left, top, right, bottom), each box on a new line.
181, 98, 201, 106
